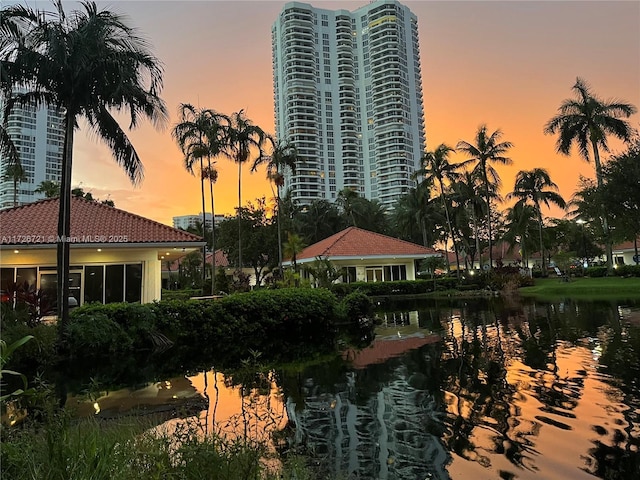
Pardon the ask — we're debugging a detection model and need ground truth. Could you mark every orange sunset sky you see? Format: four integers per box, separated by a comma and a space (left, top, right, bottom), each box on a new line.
25, 0, 640, 226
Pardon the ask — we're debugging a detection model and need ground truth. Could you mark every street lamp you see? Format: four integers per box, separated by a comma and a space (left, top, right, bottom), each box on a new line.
576, 219, 587, 268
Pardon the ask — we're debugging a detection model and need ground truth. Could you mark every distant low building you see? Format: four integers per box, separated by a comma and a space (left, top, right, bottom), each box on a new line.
284, 227, 439, 283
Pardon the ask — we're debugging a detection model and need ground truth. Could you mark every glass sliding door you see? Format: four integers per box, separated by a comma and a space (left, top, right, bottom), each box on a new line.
39, 270, 82, 309
105, 265, 125, 303
84, 265, 104, 304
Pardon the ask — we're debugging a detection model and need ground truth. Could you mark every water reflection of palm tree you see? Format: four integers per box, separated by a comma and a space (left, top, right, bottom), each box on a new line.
441, 303, 535, 471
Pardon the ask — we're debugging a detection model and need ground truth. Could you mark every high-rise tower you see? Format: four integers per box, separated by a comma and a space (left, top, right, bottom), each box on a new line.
0, 94, 64, 209
272, 0, 426, 209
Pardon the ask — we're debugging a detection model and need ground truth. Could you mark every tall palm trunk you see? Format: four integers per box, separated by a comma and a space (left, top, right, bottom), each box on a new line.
482, 164, 494, 268
57, 112, 74, 334
207, 157, 216, 295
237, 160, 242, 269
199, 157, 206, 288
537, 206, 546, 273
12, 177, 18, 207
439, 187, 460, 280
472, 210, 482, 269
276, 183, 283, 269
590, 139, 613, 269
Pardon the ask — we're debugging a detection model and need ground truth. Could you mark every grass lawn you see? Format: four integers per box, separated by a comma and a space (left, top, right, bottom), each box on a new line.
519, 276, 640, 300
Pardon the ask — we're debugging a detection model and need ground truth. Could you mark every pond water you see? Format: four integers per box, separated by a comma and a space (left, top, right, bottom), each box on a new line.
70, 297, 640, 479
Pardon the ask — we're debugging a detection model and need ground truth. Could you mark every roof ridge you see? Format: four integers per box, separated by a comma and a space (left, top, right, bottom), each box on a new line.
319, 226, 356, 256
349, 226, 431, 248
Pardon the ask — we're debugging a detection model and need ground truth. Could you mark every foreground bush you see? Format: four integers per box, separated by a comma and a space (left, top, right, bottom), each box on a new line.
1, 413, 310, 480
65, 288, 341, 364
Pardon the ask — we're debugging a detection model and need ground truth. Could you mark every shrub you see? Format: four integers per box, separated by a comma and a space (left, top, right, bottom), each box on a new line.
65, 312, 133, 357
331, 280, 434, 297
161, 289, 201, 301
0, 323, 57, 376
339, 290, 374, 323
613, 265, 640, 277
585, 266, 608, 277
66, 289, 340, 365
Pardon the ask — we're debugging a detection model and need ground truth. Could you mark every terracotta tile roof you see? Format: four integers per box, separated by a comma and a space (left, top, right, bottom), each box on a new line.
295, 227, 438, 261
0, 197, 203, 245
613, 237, 640, 251
343, 333, 440, 368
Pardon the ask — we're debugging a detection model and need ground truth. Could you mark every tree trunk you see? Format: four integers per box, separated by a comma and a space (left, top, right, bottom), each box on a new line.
591, 139, 613, 269
276, 184, 283, 270
207, 157, 216, 295
485, 185, 493, 268
200, 157, 206, 288
440, 185, 460, 280
238, 160, 242, 270
57, 112, 74, 337
537, 206, 546, 274
472, 208, 481, 270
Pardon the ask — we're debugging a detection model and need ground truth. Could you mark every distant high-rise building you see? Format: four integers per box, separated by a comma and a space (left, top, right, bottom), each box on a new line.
172, 213, 225, 231
272, 0, 426, 209
0, 93, 65, 209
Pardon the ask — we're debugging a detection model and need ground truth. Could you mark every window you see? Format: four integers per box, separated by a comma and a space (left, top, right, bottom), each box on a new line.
105, 265, 125, 303
342, 267, 356, 283
125, 264, 142, 303
85, 266, 104, 303
384, 265, 406, 281
16, 268, 37, 288
366, 267, 383, 282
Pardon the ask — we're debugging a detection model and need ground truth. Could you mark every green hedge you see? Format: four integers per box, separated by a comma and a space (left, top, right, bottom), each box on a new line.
585, 266, 608, 277
613, 265, 640, 277
65, 288, 342, 364
585, 265, 640, 277
331, 279, 433, 297
160, 288, 202, 301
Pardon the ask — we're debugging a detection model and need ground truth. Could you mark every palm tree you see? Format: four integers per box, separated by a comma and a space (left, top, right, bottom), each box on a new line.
223, 110, 266, 269
507, 168, 566, 273
2, 160, 26, 206
0, 123, 19, 171
1, 117, 22, 207
337, 187, 359, 227
457, 125, 513, 268
1, 1, 167, 327
391, 184, 442, 247
284, 232, 306, 287
172, 104, 226, 292
297, 199, 345, 244
544, 77, 637, 269
451, 170, 487, 268
252, 136, 298, 269
502, 202, 538, 269
34, 180, 61, 198
414, 144, 462, 278
202, 164, 218, 293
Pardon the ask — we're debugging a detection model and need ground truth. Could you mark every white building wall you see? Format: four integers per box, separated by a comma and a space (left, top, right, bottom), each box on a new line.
172, 213, 225, 230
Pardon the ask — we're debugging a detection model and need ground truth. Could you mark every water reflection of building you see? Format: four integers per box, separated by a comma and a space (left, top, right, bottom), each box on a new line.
286, 335, 450, 479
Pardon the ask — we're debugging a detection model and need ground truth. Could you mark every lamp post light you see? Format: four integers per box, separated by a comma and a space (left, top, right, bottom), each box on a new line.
576, 219, 587, 268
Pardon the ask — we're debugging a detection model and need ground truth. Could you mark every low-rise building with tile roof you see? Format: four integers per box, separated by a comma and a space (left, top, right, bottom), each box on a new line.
283, 227, 440, 283
0, 197, 205, 306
